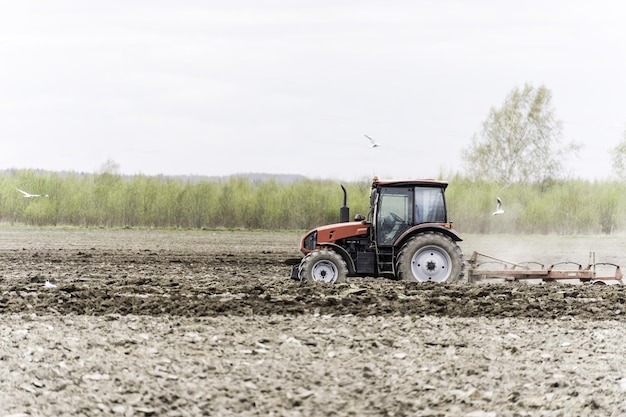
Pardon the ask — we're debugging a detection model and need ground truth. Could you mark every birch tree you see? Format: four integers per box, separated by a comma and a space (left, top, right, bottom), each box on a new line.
462, 84, 574, 185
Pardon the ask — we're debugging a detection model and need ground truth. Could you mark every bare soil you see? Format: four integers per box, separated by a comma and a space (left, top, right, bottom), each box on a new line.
1, 229, 626, 416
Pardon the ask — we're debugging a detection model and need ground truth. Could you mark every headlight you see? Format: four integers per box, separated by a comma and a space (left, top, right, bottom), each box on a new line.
303, 231, 317, 250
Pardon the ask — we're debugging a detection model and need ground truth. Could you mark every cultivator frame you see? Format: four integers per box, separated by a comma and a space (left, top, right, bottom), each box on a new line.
467, 252, 624, 285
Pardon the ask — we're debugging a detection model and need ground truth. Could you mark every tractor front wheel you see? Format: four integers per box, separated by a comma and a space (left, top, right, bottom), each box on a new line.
396, 232, 464, 283
298, 250, 348, 283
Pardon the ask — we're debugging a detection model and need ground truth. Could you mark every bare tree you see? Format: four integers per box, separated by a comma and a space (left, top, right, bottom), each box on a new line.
462, 84, 575, 185
98, 158, 121, 175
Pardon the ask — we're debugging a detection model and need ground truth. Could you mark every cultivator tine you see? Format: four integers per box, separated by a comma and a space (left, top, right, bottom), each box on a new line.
548, 261, 583, 271
518, 261, 545, 269
590, 262, 623, 285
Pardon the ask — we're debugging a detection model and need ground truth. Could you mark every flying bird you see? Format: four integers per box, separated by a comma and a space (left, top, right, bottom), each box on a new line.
16, 188, 48, 198
364, 134, 381, 148
492, 197, 504, 215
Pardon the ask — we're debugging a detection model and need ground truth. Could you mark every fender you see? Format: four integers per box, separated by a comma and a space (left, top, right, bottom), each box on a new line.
317, 242, 357, 275
393, 223, 463, 249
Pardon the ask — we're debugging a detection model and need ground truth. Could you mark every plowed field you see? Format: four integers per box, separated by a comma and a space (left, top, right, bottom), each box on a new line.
2, 229, 626, 416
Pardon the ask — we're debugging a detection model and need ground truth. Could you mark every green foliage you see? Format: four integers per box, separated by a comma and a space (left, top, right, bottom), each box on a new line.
448, 177, 625, 235
462, 83, 579, 185
1, 170, 625, 235
595, 183, 622, 235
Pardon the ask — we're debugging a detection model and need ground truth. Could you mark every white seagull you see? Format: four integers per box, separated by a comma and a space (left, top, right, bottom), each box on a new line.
16, 188, 49, 198
44, 280, 57, 289
492, 197, 504, 215
364, 134, 381, 148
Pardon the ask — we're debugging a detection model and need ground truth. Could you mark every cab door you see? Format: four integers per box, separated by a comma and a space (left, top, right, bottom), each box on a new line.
375, 187, 413, 246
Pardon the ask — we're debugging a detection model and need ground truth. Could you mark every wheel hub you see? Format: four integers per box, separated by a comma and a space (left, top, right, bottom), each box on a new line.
410, 245, 452, 282
311, 260, 338, 283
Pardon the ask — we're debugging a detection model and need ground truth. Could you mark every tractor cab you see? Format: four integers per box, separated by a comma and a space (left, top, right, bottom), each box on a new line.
371, 180, 449, 246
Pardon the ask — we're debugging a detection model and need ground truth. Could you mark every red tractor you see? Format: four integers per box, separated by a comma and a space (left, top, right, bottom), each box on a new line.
291, 177, 465, 283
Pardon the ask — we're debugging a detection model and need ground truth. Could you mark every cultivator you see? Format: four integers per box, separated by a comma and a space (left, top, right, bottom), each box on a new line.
467, 251, 624, 285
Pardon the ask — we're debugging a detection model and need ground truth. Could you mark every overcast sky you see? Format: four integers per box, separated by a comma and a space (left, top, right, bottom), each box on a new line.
1, 1, 625, 181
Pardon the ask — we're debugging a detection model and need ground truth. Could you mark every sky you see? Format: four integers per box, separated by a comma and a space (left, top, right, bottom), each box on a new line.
1, 0, 625, 181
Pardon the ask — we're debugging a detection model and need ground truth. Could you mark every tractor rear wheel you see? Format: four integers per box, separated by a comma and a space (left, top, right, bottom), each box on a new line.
298, 250, 348, 283
396, 232, 464, 283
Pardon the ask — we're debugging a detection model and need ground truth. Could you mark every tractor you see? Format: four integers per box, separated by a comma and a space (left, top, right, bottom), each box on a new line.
290, 177, 465, 283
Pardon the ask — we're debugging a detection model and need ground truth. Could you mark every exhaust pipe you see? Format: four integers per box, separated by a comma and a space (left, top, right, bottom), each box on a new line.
340, 185, 350, 222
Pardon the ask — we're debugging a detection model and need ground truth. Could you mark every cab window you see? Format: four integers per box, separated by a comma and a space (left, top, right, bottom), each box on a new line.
415, 186, 446, 223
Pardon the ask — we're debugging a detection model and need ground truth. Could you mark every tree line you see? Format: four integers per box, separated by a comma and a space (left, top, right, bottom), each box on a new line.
1, 169, 625, 235
0, 171, 370, 230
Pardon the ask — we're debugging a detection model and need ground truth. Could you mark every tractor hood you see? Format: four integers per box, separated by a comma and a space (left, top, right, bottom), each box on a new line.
300, 221, 370, 253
